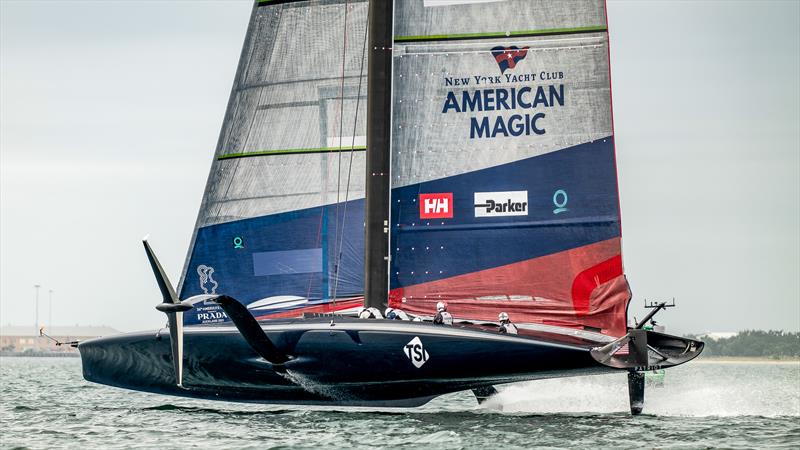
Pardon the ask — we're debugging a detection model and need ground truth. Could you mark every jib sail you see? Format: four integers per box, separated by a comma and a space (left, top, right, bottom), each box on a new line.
387, 0, 630, 336
178, 0, 369, 325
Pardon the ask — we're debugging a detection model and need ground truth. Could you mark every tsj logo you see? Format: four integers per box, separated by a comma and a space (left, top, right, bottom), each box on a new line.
404, 336, 430, 368
491, 46, 530, 74
419, 193, 453, 219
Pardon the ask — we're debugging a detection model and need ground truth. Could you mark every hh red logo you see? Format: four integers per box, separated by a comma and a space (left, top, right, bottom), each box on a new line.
419, 193, 453, 219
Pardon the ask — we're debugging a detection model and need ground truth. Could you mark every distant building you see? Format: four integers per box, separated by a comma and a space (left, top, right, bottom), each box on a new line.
0, 325, 120, 354
696, 331, 739, 341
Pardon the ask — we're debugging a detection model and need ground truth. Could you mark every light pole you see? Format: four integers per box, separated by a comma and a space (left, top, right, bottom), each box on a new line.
34, 284, 41, 334
49, 289, 53, 331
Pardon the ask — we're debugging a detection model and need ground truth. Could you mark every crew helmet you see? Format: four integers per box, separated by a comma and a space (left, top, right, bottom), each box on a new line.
436, 301, 448, 312
498, 312, 509, 322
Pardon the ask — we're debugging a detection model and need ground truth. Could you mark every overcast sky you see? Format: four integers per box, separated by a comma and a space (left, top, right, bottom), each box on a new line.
1, 0, 798, 334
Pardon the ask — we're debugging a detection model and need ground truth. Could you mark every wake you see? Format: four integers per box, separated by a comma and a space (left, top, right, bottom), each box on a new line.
482, 361, 800, 417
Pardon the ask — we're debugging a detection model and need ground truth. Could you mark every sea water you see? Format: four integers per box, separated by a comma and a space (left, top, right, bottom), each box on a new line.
1, 357, 798, 449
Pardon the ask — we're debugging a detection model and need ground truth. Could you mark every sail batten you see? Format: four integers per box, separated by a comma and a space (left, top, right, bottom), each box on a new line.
218, 147, 366, 160
394, 25, 608, 42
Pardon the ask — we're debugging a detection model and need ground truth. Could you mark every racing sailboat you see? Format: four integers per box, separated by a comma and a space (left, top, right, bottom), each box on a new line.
78, 0, 703, 414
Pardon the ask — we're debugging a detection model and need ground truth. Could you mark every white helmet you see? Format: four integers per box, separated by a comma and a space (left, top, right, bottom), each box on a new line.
498, 312, 509, 322
436, 301, 447, 312
384, 307, 394, 317
356, 306, 366, 315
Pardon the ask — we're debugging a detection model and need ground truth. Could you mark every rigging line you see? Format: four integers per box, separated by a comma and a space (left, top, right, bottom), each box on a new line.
308, 0, 350, 305
331, 0, 350, 305
331, 1, 369, 305
303, 211, 324, 303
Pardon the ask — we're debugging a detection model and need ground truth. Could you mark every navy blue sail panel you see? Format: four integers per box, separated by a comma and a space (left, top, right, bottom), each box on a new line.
388, 136, 629, 335
390, 137, 619, 288
181, 200, 364, 325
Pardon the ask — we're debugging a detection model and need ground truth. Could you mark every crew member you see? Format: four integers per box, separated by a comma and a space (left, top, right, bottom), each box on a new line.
497, 311, 518, 334
358, 306, 383, 319
433, 301, 453, 325
386, 307, 411, 321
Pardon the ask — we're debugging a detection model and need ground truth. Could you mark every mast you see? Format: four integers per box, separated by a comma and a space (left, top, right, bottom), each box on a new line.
364, 0, 393, 309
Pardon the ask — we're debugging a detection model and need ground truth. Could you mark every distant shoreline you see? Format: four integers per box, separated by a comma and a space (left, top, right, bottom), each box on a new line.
697, 356, 800, 364
0, 351, 79, 358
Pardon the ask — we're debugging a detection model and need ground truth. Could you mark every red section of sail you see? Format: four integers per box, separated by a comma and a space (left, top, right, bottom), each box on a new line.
388, 238, 630, 336
571, 255, 623, 316
253, 297, 363, 320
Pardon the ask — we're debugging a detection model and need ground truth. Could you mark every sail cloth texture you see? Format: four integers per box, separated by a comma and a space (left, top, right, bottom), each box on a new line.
388, 0, 631, 337
179, 0, 369, 325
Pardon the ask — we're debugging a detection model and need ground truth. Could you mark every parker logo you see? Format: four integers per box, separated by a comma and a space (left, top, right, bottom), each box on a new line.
404, 336, 430, 368
474, 191, 528, 217
491, 46, 529, 74
419, 193, 453, 219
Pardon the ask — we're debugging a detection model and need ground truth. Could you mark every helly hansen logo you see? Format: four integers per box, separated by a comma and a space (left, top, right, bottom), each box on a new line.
474, 191, 528, 217
491, 46, 529, 74
404, 336, 429, 368
419, 193, 453, 219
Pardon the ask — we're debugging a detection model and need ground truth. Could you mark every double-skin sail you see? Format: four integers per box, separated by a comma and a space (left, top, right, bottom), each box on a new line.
387, 0, 630, 337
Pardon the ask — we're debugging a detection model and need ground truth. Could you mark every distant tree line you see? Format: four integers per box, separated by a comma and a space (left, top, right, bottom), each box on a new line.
686, 330, 800, 358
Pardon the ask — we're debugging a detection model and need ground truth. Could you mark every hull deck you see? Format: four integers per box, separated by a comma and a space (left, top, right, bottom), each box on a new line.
79, 317, 618, 406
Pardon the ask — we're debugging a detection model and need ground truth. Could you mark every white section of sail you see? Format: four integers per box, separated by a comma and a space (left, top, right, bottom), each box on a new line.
424, 0, 507, 7
391, 32, 611, 188
397, 0, 605, 38
247, 295, 308, 311
198, 1, 369, 227
326, 135, 366, 148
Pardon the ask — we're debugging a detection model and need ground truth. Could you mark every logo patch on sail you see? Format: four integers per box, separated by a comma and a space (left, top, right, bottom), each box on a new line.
474, 191, 528, 217
491, 46, 529, 74
404, 336, 430, 368
419, 193, 453, 219
197, 265, 218, 295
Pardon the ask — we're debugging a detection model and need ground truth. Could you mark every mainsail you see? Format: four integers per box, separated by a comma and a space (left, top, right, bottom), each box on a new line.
178, 0, 370, 325
387, 0, 630, 336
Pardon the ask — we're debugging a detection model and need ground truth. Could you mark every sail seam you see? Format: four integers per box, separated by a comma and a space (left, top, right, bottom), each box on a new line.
395, 218, 619, 233
218, 147, 366, 160
237, 75, 364, 93
394, 26, 607, 43
330, 0, 352, 305
258, 0, 360, 7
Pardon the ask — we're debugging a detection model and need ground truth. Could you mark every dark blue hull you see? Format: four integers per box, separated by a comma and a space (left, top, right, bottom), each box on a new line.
79, 318, 616, 407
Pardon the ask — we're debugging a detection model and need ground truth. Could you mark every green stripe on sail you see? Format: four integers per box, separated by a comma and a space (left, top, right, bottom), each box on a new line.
257, 0, 298, 5
394, 26, 607, 42
218, 146, 367, 160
